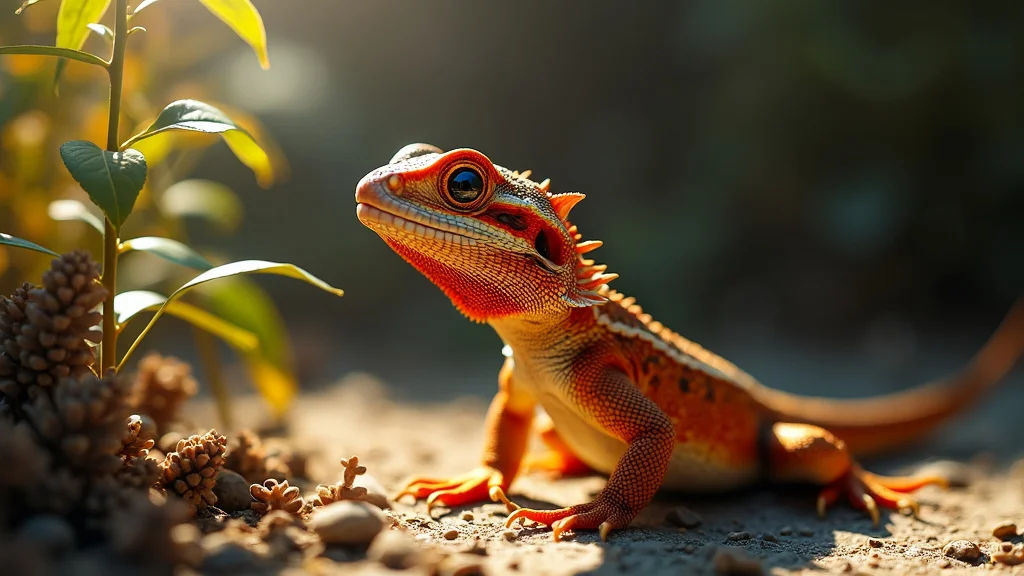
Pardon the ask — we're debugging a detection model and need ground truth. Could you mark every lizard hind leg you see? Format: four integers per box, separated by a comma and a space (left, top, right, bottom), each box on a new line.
767, 423, 948, 527
521, 411, 595, 478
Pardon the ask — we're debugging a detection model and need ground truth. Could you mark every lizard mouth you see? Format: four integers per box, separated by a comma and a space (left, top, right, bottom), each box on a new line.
355, 180, 491, 244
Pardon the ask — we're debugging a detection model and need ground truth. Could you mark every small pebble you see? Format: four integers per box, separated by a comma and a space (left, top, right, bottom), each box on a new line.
761, 533, 777, 543
366, 530, 424, 570
1000, 542, 1014, 553
502, 529, 517, 542
868, 538, 883, 548
942, 539, 980, 562
797, 526, 814, 537
727, 531, 752, 541
460, 512, 475, 521
665, 506, 703, 528
683, 544, 697, 554
712, 548, 764, 575
213, 469, 255, 513
309, 501, 385, 546
435, 553, 485, 576
352, 474, 392, 510
444, 529, 459, 540
993, 522, 1018, 540
937, 558, 951, 569
415, 534, 431, 542
779, 526, 793, 536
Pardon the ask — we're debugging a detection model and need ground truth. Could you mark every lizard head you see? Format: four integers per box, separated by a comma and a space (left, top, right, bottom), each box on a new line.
355, 144, 615, 322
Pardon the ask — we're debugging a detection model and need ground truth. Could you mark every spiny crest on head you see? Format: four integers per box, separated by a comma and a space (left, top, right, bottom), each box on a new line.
514, 175, 615, 308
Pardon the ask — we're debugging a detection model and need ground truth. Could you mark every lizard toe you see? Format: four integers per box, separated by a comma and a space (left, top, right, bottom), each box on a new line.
817, 465, 947, 526
506, 495, 634, 541
396, 466, 515, 512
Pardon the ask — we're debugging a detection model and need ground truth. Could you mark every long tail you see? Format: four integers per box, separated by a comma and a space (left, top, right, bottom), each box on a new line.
756, 297, 1024, 457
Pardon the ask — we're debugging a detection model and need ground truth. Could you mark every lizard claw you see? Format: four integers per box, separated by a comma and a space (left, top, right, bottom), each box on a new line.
505, 494, 634, 541
395, 466, 517, 512
817, 465, 947, 526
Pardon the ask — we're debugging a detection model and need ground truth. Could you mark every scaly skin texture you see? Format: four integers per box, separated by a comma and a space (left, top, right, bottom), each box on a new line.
356, 144, 1024, 541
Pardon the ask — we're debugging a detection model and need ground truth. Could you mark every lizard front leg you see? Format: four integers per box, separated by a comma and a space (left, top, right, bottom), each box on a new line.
506, 366, 675, 541
397, 358, 533, 512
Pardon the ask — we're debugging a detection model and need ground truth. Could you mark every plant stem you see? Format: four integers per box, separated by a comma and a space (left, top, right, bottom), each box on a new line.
99, 0, 129, 373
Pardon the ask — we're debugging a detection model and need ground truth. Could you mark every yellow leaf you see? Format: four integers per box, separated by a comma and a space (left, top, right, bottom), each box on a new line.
242, 357, 296, 417
56, 0, 112, 50
197, 0, 269, 69
222, 130, 272, 188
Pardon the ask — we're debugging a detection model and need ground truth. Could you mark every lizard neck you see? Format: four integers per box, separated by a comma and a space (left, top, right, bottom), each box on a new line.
489, 307, 592, 358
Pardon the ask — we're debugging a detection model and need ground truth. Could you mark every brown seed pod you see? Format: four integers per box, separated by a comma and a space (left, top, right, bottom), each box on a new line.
0, 251, 105, 402
120, 415, 155, 460
128, 353, 198, 434
157, 430, 227, 510
250, 479, 304, 516
224, 429, 290, 483
314, 455, 368, 506
22, 370, 133, 477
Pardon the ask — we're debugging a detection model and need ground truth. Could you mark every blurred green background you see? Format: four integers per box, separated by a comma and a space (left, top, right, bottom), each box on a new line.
1, 1, 1021, 427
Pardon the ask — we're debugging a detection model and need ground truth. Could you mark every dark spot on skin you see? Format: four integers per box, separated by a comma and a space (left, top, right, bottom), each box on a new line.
704, 380, 715, 402
678, 377, 689, 393
492, 212, 528, 231
649, 375, 661, 389
642, 355, 660, 373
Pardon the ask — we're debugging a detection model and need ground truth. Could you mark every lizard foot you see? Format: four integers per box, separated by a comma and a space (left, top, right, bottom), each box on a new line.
395, 467, 518, 512
505, 494, 633, 542
817, 465, 948, 527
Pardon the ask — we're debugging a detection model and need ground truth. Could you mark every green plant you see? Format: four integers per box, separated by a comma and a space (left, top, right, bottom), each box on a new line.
0, 0, 343, 420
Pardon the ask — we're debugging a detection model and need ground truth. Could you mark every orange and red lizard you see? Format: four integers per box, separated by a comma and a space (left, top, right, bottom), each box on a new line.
355, 144, 1024, 541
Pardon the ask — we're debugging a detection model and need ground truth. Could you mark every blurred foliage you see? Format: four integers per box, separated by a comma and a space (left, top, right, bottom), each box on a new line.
0, 0, 340, 421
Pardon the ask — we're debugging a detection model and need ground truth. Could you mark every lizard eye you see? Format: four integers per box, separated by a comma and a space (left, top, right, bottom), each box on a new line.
444, 166, 487, 207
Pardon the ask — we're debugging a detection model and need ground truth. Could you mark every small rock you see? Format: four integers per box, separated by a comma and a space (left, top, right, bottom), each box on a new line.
415, 533, 431, 542
993, 521, 1019, 540
502, 529, 517, 541
942, 539, 980, 562
937, 558, 951, 569
158, 431, 184, 453
778, 526, 793, 536
1000, 542, 1014, 553
213, 469, 253, 512
760, 533, 777, 543
310, 501, 385, 546
460, 512, 475, 521
444, 529, 459, 540
435, 553, 485, 576
992, 544, 1024, 566
797, 526, 814, 537
712, 548, 764, 575
726, 531, 752, 542
868, 538, 883, 548
665, 506, 703, 528
367, 529, 424, 570
683, 544, 697, 554
18, 516, 75, 557
201, 540, 261, 573
353, 474, 391, 510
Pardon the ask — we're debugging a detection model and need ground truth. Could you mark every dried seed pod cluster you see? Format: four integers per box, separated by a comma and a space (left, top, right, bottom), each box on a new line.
315, 455, 368, 506
23, 370, 133, 476
128, 352, 198, 434
225, 428, 291, 483
0, 251, 106, 404
157, 430, 227, 509
250, 478, 304, 515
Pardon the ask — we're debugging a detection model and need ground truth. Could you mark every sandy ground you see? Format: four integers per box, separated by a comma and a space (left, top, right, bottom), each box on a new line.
193, 373, 1024, 576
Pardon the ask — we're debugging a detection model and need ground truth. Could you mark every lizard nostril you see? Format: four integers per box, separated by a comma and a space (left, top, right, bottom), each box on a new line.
387, 174, 403, 192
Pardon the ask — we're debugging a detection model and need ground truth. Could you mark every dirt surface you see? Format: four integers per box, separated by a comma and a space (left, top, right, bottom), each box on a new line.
192, 373, 1024, 576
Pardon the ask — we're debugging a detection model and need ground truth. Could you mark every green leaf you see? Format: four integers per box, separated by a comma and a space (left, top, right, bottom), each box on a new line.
0, 233, 60, 257
86, 23, 113, 44
0, 45, 108, 68
131, 0, 160, 16
59, 140, 147, 232
47, 199, 105, 233
197, 0, 269, 69
122, 100, 272, 187
119, 236, 214, 271
117, 260, 343, 371
54, 0, 112, 84
15, 0, 50, 15
114, 290, 259, 352
158, 179, 243, 231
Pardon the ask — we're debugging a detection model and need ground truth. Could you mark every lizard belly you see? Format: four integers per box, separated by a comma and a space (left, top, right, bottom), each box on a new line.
537, 400, 759, 494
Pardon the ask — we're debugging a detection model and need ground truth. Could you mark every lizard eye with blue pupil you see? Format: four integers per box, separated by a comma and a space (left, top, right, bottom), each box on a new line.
447, 167, 484, 204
